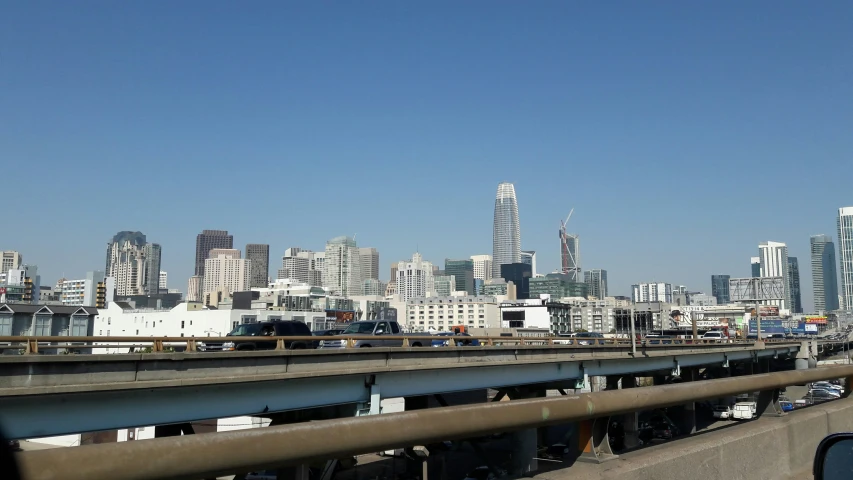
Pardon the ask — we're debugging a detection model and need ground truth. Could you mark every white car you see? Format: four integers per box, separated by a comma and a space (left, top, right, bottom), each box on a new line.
712, 405, 732, 419
732, 402, 756, 420
701, 331, 726, 342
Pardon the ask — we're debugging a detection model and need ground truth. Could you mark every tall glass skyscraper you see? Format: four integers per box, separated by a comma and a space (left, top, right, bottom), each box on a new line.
788, 257, 802, 314
810, 234, 839, 312
710, 274, 730, 304
837, 207, 853, 310
492, 182, 521, 278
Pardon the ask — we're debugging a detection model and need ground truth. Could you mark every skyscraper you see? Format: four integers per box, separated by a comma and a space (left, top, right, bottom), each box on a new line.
245, 244, 270, 288
396, 253, 434, 301
788, 257, 802, 314
501, 263, 531, 299
750, 257, 761, 277
359, 247, 380, 281
204, 249, 250, 296
105, 231, 160, 296
584, 269, 608, 299
838, 208, 853, 310
492, 182, 521, 278
1, 251, 22, 274
325, 236, 363, 297
521, 251, 537, 277
470, 255, 492, 281
445, 259, 474, 294
758, 241, 791, 311
195, 230, 233, 277
710, 274, 730, 305
810, 234, 840, 312
159, 271, 168, 291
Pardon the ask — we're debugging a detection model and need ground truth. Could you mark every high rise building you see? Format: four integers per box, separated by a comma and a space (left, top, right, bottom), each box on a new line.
203, 249, 250, 296
750, 257, 761, 277
471, 255, 492, 281
810, 234, 840, 312
758, 241, 791, 311
396, 253, 434, 301
631, 282, 672, 303
362, 278, 387, 296
159, 271, 168, 291
433, 275, 456, 297
710, 274, 730, 305
187, 275, 203, 302
194, 230, 233, 277
325, 236, 363, 297
245, 244, 270, 288
500, 263, 532, 299
560, 227, 581, 281
445, 259, 474, 294
359, 248, 380, 282
838, 207, 853, 310
788, 257, 803, 314
584, 269, 608, 299
521, 251, 537, 277
492, 182, 521, 278
105, 231, 160, 296
59, 271, 114, 307
1, 251, 22, 274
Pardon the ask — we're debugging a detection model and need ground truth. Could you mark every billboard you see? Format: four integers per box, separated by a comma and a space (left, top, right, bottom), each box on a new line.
325, 310, 355, 323
804, 316, 828, 325
729, 277, 786, 302
790, 322, 819, 335
748, 318, 785, 334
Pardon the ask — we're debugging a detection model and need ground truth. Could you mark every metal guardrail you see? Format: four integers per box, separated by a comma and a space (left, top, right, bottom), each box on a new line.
14, 365, 853, 480
0, 335, 799, 354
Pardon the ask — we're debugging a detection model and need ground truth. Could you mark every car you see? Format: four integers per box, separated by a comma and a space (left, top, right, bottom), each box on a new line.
809, 388, 841, 399
712, 405, 732, 419
813, 381, 844, 394
199, 321, 315, 351
732, 402, 757, 420
431, 332, 481, 347
780, 401, 794, 412
311, 329, 345, 348
638, 413, 680, 442
701, 331, 727, 342
644, 335, 674, 345
575, 332, 604, 345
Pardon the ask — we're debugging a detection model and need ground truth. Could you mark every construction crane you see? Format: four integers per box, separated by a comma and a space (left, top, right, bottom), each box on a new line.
559, 209, 581, 281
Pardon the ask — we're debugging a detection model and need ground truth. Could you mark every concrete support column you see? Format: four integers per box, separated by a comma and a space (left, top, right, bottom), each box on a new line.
676, 368, 697, 435
620, 376, 641, 450
507, 389, 544, 475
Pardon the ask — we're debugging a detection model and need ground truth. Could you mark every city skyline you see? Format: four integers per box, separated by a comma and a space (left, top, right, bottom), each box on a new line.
3, 4, 852, 311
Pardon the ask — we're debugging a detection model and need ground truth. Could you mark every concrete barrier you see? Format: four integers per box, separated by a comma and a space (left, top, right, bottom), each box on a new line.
549, 398, 853, 480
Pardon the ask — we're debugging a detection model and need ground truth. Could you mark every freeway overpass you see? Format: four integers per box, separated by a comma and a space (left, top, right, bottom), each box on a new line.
0, 335, 830, 439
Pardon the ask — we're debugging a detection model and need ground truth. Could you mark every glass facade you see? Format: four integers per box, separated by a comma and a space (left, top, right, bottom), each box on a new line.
711, 274, 730, 304
492, 183, 521, 278
500, 263, 532, 299
788, 257, 803, 313
837, 208, 853, 310
444, 259, 474, 294
811, 235, 840, 312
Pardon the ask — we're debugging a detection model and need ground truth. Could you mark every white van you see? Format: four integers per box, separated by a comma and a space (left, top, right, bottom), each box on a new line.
732, 402, 756, 420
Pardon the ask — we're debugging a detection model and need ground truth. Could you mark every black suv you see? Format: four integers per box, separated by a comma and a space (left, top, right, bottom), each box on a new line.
199, 321, 314, 351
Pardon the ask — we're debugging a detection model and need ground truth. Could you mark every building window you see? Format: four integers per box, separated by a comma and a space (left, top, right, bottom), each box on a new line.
0, 314, 12, 336
71, 316, 87, 336
136, 330, 139, 335
181, 321, 185, 329
34, 315, 51, 336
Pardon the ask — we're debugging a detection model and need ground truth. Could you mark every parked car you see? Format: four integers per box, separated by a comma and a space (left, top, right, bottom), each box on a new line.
780, 401, 794, 412
431, 332, 480, 347
813, 381, 844, 394
638, 413, 680, 442
732, 402, 756, 420
712, 405, 732, 420
319, 321, 431, 348
198, 321, 315, 351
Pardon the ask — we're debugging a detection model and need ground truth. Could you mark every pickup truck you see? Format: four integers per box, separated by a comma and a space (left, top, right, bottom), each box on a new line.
319, 320, 432, 348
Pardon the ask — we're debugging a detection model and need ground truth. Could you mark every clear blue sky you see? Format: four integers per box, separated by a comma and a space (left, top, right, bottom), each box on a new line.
2, 2, 852, 311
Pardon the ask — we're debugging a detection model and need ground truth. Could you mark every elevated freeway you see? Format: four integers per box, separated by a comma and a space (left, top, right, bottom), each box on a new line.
0, 335, 824, 439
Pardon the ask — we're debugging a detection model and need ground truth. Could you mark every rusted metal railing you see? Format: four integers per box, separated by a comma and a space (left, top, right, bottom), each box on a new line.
13, 364, 853, 480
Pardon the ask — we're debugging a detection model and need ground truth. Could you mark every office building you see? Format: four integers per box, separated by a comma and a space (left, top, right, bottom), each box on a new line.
278, 248, 324, 287
396, 253, 435, 301
751, 257, 761, 278
584, 269, 608, 299
159, 271, 168, 292
390, 265, 398, 283
710, 275, 730, 305
194, 230, 233, 277
521, 251, 537, 277
325, 236, 363, 297
500, 263, 532, 300
471, 255, 492, 281
105, 231, 160, 296
245, 244, 270, 288
359, 248, 380, 281
187, 275, 203, 303
1, 251, 22, 273
433, 275, 456, 297
492, 183, 521, 278
405, 295, 500, 332
788, 257, 802, 313
838, 207, 853, 310
758, 241, 791, 311
560, 231, 581, 282
362, 278, 387, 297
482, 278, 515, 299
631, 282, 672, 303
811, 234, 840, 312
58, 271, 113, 307
445, 259, 474, 294
203, 249, 251, 297
530, 274, 588, 299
